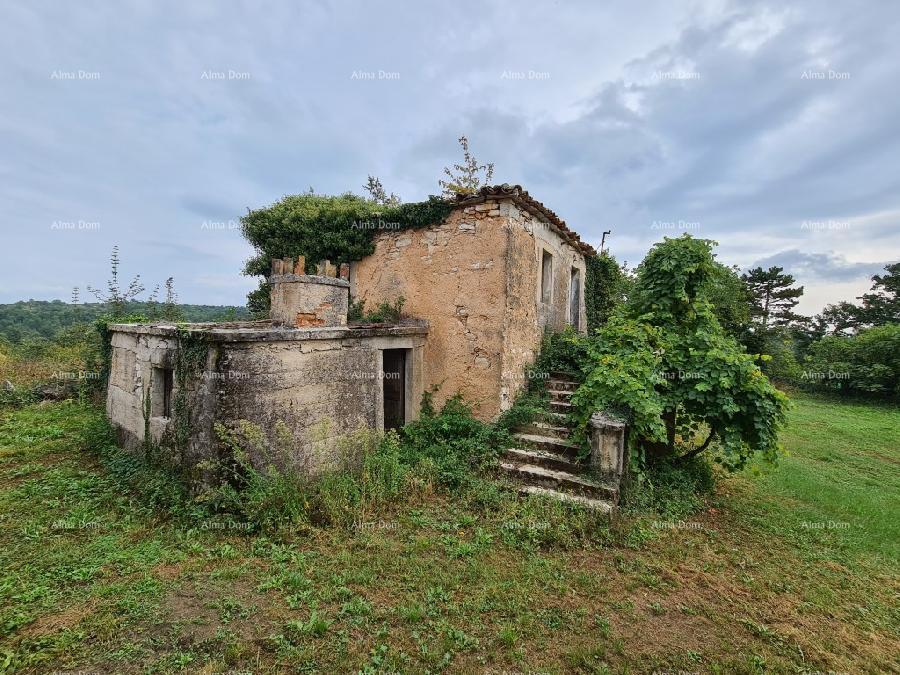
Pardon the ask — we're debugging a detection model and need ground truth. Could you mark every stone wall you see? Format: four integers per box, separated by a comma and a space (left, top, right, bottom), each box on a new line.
216, 330, 425, 474
500, 202, 587, 410
352, 203, 508, 419
352, 198, 588, 419
106, 323, 426, 480
105, 329, 218, 470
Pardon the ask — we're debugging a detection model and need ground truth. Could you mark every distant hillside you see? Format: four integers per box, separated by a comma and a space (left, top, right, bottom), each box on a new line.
0, 300, 250, 343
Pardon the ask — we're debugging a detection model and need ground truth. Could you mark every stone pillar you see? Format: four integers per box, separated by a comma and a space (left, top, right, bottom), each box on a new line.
269, 259, 350, 328
589, 412, 627, 477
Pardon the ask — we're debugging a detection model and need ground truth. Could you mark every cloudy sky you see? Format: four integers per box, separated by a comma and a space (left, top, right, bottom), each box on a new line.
2, 0, 898, 314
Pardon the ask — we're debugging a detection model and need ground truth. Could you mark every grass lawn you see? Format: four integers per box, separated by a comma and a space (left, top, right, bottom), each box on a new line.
0, 393, 897, 673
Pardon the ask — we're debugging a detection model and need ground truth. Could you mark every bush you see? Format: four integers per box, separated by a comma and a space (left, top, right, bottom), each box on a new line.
585, 253, 631, 332
621, 455, 715, 520
802, 324, 900, 398
759, 330, 803, 383
398, 394, 500, 489
529, 326, 593, 382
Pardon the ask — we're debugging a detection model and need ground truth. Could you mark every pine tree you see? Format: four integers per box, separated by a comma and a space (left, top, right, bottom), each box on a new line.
857, 262, 899, 326
741, 266, 804, 330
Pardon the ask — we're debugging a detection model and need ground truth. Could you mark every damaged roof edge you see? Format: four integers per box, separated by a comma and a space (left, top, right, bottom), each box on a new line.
453, 184, 597, 257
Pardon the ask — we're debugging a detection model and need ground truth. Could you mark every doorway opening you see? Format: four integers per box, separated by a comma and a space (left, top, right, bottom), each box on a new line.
569, 267, 582, 330
382, 349, 407, 431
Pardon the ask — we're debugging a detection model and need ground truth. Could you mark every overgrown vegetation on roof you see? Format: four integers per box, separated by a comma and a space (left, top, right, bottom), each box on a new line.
240, 192, 454, 314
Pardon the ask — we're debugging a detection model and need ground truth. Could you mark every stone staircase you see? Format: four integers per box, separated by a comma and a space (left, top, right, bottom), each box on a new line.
500, 373, 620, 514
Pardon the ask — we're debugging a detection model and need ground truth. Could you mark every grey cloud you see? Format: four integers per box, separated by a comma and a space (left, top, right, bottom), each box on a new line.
750, 250, 893, 282
0, 0, 898, 311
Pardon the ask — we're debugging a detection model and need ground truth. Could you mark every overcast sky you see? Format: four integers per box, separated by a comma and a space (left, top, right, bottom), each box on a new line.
2, 0, 898, 314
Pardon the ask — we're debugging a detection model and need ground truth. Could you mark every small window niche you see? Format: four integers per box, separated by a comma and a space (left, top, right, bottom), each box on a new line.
540, 250, 553, 304
152, 367, 174, 419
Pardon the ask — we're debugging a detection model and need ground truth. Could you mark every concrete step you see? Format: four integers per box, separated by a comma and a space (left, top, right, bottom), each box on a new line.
549, 379, 578, 392
499, 462, 619, 502
549, 400, 574, 414
538, 410, 572, 425
549, 389, 574, 402
549, 371, 580, 383
518, 485, 615, 514
520, 421, 572, 439
513, 432, 581, 459
503, 447, 582, 473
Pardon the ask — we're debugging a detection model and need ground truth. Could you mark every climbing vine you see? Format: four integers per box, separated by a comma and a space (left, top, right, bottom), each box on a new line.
172, 327, 210, 464
585, 253, 631, 333
240, 192, 454, 313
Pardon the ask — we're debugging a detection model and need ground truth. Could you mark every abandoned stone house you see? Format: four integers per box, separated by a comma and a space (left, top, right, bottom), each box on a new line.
106, 184, 625, 508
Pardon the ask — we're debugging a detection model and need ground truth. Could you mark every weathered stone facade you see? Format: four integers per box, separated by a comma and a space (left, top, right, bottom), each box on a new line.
105, 185, 594, 478
106, 322, 426, 478
269, 274, 350, 328
352, 192, 589, 419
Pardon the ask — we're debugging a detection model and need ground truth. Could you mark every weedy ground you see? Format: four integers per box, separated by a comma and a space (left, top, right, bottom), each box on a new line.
0, 394, 897, 673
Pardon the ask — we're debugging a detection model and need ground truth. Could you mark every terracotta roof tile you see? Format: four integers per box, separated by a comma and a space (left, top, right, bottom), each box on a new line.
453, 184, 596, 256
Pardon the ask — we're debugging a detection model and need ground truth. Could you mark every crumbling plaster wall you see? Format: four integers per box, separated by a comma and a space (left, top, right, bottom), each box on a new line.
500, 202, 588, 410
352, 199, 588, 419
216, 333, 424, 474
105, 330, 217, 468
352, 202, 508, 419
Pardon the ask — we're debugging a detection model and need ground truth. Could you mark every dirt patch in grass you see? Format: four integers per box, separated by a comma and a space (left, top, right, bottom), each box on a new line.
18, 599, 97, 638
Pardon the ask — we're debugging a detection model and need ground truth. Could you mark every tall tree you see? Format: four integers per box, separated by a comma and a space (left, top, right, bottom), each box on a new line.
707, 263, 752, 340
856, 262, 899, 327
741, 266, 804, 330
573, 235, 788, 470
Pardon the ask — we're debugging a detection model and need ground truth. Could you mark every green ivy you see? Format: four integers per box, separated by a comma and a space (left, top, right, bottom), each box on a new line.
172, 327, 210, 465
240, 192, 454, 312
585, 253, 631, 332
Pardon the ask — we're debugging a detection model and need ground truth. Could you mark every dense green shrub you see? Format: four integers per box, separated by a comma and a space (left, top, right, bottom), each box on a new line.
573, 235, 789, 471
398, 394, 500, 489
240, 192, 453, 311
584, 253, 631, 332
802, 324, 900, 398
528, 326, 593, 381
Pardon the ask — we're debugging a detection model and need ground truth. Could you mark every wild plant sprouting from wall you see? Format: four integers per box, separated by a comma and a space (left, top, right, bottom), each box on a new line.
439, 135, 495, 198
87, 246, 146, 317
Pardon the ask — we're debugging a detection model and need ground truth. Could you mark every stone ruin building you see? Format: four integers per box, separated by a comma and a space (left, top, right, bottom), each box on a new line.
106, 185, 626, 509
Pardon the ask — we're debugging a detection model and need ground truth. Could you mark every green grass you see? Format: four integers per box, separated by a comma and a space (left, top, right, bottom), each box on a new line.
739, 392, 899, 564
0, 395, 897, 673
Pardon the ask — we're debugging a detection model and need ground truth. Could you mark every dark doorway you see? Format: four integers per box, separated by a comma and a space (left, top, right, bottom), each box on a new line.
382, 349, 406, 431
569, 267, 582, 331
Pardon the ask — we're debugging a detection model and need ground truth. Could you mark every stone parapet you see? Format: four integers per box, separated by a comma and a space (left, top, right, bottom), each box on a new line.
269, 258, 350, 328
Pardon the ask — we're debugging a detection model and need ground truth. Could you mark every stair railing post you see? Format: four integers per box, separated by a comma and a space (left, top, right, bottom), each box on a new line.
589, 412, 627, 478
